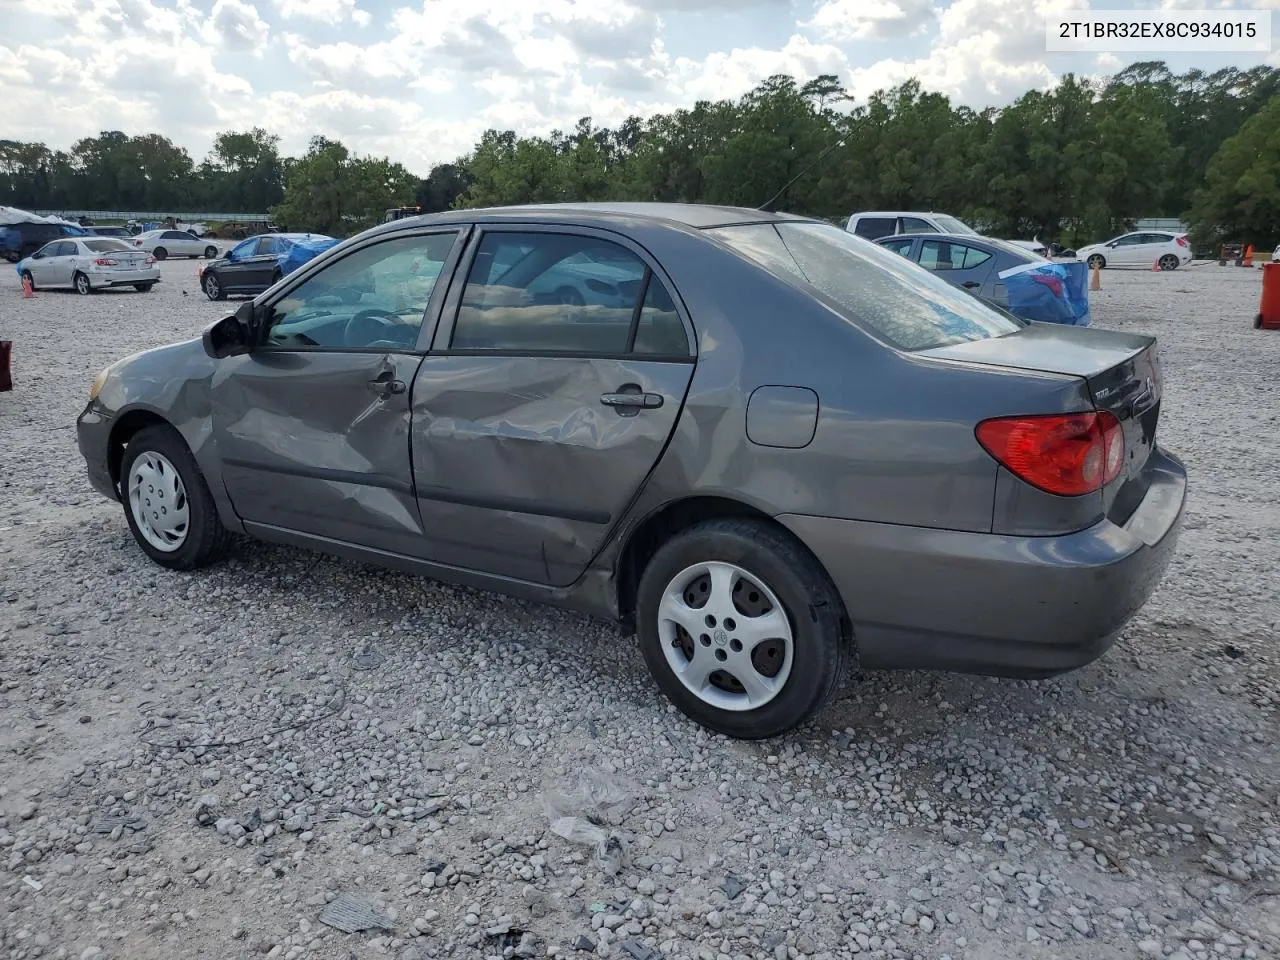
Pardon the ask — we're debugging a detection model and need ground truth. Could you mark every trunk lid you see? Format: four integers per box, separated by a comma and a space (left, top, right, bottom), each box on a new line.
919, 323, 1162, 521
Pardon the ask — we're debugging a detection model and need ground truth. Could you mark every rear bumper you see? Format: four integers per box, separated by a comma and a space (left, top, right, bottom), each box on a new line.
779, 447, 1187, 678
88, 268, 161, 288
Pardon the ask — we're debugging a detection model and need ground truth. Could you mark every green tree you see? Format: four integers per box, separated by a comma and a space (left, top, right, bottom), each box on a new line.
1189, 95, 1280, 247
272, 136, 416, 235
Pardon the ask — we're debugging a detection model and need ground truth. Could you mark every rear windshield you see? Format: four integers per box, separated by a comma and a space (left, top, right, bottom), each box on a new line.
84, 238, 133, 252
933, 214, 979, 236
709, 221, 1025, 351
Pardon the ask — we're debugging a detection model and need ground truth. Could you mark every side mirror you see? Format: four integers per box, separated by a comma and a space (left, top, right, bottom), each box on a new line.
202, 301, 261, 359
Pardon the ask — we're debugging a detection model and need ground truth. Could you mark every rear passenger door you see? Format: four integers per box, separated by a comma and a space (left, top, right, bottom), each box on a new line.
917, 239, 997, 294
410, 226, 696, 587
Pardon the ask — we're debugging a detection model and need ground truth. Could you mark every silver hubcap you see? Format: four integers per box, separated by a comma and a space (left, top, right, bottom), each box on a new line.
205, 277, 218, 296
657, 561, 794, 712
128, 451, 190, 552
77, 276, 88, 293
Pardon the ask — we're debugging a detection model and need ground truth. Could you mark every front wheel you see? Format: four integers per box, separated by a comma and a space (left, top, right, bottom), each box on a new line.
153, 247, 168, 260
1086, 254, 1106, 269
203, 272, 225, 301
20, 269, 34, 290
636, 518, 848, 739
120, 425, 232, 570
1158, 254, 1180, 271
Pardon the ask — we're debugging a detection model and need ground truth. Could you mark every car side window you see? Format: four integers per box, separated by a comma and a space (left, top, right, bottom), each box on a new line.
264, 231, 459, 351
1143, 233, 1172, 244
959, 245, 992, 269
880, 238, 915, 258
632, 276, 689, 356
51, 241, 75, 257
450, 232, 658, 356
258, 237, 280, 256
919, 240, 956, 270
1113, 234, 1142, 246
900, 216, 933, 233
853, 217, 896, 240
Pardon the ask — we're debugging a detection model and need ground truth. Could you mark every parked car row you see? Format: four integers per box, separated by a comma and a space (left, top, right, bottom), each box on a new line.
76, 202, 1186, 740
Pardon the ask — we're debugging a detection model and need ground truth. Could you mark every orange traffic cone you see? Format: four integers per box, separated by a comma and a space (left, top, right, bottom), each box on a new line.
1152, 258, 1161, 272
1244, 244, 1255, 268
1089, 262, 1101, 291
21, 274, 34, 298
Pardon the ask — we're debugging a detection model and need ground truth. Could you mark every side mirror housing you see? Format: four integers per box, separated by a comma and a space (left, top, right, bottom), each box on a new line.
202, 301, 262, 359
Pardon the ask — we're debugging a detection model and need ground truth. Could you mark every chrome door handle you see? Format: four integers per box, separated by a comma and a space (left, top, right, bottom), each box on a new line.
601, 392, 663, 409
368, 376, 407, 396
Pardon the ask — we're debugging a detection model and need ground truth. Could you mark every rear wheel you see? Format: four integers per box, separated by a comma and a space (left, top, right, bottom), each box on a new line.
153, 247, 168, 260
134, 281, 156, 292
636, 518, 848, 739
73, 271, 92, 295
204, 245, 217, 259
1086, 254, 1106, 269
120, 424, 232, 570
1158, 254, 1179, 271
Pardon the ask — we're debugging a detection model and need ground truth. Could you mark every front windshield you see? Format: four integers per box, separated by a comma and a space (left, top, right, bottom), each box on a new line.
709, 220, 1025, 351
933, 214, 979, 236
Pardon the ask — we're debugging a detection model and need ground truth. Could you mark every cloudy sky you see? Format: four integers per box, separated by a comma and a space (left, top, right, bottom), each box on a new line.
2, 0, 1277, 174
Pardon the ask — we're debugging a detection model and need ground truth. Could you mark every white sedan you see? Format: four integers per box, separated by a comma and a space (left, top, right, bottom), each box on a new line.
1075, 230, 1192, 271
131, 229, 220, 260
17, 237, 161, 294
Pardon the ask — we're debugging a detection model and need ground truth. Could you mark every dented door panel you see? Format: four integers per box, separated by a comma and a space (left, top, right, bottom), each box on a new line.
210, 350, 425, 554
409, 355, 695, 586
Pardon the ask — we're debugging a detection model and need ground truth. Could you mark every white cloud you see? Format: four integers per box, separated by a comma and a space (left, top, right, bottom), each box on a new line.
803, 0, 937, 41
3, 0, 1276, 176
205, 0, 270, 53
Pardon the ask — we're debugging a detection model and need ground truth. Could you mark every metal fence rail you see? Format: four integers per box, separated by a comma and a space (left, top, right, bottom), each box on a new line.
33, 210, 271, 221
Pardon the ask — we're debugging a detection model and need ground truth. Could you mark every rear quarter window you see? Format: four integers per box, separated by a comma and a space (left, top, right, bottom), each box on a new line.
710, 221, 1024, 351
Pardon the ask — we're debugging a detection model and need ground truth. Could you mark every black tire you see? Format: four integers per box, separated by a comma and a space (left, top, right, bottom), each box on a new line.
153, 247, 168, 260
119, 424, 232, 571
203, 271, 225, 301
73, 271, 92, 295
204, 246, 218, 259
635, 518, 848, 740
1086, 254, 1106, 269
134, 282, 156, 292
20, 269, 34, 290
1159, 254, 1179, 271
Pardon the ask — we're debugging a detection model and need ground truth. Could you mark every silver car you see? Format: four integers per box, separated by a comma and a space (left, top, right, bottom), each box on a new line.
131, 229, 219, 261
76, 203, 1187, 739
19, 237, 161, 294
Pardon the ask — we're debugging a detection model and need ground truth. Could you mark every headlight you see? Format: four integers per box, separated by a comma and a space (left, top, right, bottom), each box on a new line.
89, 367, 110, 401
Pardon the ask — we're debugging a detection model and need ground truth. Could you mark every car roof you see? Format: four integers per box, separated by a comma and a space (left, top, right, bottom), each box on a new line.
851, 211, 951, 218
371, 202, 819, 234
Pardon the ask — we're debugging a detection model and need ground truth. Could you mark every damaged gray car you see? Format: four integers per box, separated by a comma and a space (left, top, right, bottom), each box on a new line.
77, 203, 1187, 739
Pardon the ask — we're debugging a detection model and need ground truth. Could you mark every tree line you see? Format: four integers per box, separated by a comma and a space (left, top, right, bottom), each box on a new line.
3, 61, 1279, 246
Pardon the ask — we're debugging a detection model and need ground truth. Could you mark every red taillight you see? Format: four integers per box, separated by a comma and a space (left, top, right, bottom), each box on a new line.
976, 411, 1125, 496
1176, 235, 1188, 247
1032, 274, 1064, 297
94, 257, 118, 266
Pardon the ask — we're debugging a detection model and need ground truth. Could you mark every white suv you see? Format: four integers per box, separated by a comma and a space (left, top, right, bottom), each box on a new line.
846, 211, 979, 241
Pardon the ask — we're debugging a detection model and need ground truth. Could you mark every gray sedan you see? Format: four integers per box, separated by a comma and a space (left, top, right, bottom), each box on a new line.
19, 237, 161, 294
76, 203, 1187, 739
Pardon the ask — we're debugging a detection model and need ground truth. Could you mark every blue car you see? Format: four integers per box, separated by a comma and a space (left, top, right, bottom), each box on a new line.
200, 233, 339, 301
877, 232, 1090, 326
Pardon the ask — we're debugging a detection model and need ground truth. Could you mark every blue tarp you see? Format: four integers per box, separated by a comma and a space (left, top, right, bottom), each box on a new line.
1001, 260, 1091, 326
279, 235, 340, 276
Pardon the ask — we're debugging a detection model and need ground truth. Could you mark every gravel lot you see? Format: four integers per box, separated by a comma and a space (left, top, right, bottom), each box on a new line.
1, 259, 1278, 960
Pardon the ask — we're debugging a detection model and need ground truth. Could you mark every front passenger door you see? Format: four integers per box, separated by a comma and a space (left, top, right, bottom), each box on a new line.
209, 228, 466, 554
411, 227, 697, 586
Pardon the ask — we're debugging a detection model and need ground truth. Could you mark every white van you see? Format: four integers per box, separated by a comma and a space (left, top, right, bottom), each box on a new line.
846, 211, 979, 241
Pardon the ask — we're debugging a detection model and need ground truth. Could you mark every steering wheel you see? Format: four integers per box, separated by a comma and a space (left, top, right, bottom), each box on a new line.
344, 308, 402, 348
